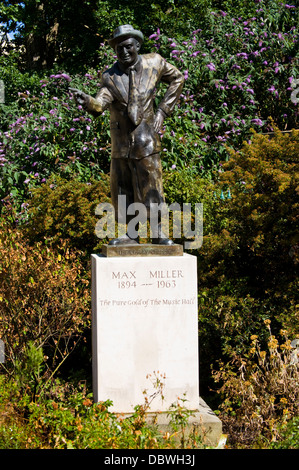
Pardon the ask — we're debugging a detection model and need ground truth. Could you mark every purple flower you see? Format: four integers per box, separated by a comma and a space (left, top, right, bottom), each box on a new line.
52, 73, 71, 82
40, 116, 47, 121
236, 52, 248, 59
207, 63, 216, 71
62, 73, 71, 82
251, 118, 263, 126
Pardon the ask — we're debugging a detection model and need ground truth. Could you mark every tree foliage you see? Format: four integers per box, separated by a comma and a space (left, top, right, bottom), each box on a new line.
0, 0, 212, 70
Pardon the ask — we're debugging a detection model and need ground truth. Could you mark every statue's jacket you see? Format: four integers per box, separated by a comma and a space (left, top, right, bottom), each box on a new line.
86, 53, 184, 160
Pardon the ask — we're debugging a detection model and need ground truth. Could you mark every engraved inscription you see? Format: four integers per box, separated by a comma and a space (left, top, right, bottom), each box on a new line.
150, 270, 183, 279
98, 296, 195, 307
112, 270, 137, 288
109, 268, 186, 290
112, 271, 136, 279
103, 265, 193, 305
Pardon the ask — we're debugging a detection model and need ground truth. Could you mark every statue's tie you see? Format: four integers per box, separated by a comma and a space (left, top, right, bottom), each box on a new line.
127, 67, 142, 126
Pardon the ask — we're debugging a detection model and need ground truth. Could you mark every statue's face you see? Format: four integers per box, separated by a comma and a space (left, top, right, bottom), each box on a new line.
115, 38, 140, 68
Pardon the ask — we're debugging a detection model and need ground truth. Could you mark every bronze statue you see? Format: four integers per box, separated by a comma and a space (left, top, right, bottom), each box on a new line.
71, 25, 184, 245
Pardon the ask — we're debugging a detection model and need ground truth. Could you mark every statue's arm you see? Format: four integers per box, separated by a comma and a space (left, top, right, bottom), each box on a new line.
157, 58, 185, 117
70, 86, 114, 116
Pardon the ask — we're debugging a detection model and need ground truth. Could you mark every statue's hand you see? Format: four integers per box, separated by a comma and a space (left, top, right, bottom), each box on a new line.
69, 88, 89, 107
153, 109, 165, 133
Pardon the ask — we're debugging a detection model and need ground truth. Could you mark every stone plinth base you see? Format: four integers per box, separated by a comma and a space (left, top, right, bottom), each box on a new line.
145, 397, 223, 447
101, 243, 183, 257
112, 398, 223, 447
91, 253, 199, 413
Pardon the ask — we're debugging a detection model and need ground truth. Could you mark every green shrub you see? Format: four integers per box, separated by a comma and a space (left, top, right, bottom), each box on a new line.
14, 341, 45, 402
217, 127, 298, 298
23, 170, 215, 251
163, 168, 214, 206
0, 373, 207, 449
0, 216, 90, 373
196, 127, 299, 395
270, 417, 299, 449
23, 174, 111, 253
213, 321, 299, 449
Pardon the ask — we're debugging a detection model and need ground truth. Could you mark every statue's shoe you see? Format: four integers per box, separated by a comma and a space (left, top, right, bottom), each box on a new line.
152, 238, 175, 246
108, 234, 139, 246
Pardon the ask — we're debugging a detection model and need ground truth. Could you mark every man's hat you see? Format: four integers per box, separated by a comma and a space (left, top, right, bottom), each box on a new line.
108, 25, 144, 48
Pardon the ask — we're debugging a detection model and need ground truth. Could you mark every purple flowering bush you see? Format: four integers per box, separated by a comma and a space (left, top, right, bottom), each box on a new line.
151, 3, 298, 172
0, 68, 112, 204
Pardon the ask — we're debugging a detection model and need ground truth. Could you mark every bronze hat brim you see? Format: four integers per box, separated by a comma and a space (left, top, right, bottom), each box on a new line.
108, 30, 144, 48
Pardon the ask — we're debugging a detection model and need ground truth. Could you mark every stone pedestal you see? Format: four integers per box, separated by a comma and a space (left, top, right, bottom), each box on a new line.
91, 252, 199, 413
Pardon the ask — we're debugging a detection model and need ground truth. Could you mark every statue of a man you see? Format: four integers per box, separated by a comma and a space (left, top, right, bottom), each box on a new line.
71, 25, 184, 246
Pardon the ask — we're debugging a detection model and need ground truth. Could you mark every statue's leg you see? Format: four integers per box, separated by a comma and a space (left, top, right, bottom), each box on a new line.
109, 158, 139, 245
132, 155, 174, 245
